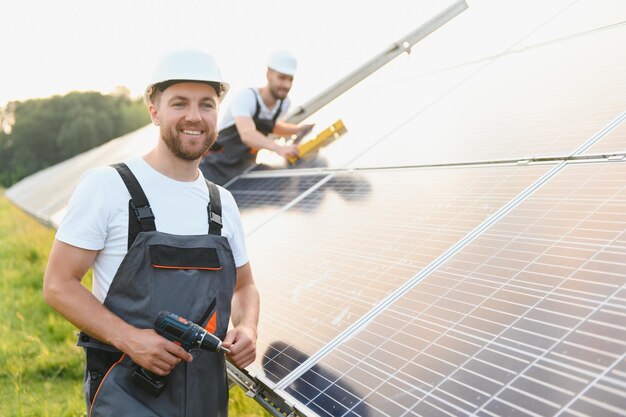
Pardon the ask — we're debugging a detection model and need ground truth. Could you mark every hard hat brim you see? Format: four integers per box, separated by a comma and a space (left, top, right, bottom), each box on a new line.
144, 79, 230, 105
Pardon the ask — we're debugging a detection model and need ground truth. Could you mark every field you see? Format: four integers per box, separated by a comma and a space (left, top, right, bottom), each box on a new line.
0, 191, 270, 417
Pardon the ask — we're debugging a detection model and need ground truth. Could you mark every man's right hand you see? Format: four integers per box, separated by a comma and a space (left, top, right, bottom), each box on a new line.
121, 328, 193, 376
43, 240, 194, 377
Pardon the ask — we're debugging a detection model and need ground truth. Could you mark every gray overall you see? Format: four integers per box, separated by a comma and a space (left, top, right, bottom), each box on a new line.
78, 163, 236, 417
199, 88, 283, 185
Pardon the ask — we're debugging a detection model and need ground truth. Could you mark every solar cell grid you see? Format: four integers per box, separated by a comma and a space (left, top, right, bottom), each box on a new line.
240, 165, 553, 386
286, 161, 626, 416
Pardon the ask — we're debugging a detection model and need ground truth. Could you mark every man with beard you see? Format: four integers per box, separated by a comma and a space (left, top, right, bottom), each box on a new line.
200, 50, 314, 185
43, 50, 259, 416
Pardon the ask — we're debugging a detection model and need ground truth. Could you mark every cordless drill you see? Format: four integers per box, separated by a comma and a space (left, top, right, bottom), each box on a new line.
132, 310, 230, 396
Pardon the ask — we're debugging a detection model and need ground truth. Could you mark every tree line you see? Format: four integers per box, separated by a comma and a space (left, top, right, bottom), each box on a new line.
0, 90, 150, 187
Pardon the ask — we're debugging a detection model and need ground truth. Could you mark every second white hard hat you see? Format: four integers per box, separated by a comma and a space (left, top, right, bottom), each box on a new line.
144, 50, 230, 105
267, 50, 297, 76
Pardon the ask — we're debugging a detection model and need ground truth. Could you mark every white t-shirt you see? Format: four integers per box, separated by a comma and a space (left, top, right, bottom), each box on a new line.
56, 157, 249, 303
218, 88, 291, 130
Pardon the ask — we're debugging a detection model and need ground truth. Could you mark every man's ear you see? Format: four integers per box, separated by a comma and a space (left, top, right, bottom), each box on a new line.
148, 103, 160, 126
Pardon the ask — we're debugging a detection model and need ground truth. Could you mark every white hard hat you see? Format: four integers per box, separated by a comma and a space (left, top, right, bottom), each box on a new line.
267, 50, 297, 76
144, 50, 230, 105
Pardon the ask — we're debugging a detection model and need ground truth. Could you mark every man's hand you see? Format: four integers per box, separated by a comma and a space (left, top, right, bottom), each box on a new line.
222, 326, 257, 368
274, 144, 300, 160
298, 123, 315, 136
44, 240, 194, 377
227, 262, 259, 369
121, 328, 193, 376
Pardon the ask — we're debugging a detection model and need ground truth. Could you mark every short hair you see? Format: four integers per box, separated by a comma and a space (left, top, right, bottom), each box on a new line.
149, 88, 163, 107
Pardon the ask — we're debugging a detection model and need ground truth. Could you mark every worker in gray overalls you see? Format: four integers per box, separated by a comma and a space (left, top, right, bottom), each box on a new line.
43, 50, 260, 416
200, 50, 314, 185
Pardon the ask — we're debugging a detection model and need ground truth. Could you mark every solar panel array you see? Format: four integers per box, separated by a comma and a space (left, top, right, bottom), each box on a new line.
224, 1, 626, 416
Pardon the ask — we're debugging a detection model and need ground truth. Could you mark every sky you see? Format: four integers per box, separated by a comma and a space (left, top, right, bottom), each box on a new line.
0, 0, 453, 110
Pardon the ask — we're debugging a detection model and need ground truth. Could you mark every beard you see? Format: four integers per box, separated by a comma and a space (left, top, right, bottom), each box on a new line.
161, 122, 218, 161
269, 84, 290, 100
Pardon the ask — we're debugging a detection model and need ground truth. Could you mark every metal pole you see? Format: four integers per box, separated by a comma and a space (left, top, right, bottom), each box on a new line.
286, 0, 468, 125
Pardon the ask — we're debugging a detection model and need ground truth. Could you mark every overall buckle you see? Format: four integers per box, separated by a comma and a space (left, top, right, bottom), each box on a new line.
209, 211, 222, 226
131, 201, 155, 221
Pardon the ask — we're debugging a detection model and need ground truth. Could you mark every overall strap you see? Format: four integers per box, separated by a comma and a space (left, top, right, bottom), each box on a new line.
112, 163, 156, 249
271, 98, 284, 125
205, 179, 223, 236
250, 88, 262, 120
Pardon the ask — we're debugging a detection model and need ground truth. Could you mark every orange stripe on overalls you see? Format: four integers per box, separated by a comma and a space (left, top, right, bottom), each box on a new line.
204, 312, 217, 334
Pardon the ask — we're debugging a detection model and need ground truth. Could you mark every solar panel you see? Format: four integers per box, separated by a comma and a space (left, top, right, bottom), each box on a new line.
241, 164, 555, 385
280, 161, 626, 416
349, 23, 626, 169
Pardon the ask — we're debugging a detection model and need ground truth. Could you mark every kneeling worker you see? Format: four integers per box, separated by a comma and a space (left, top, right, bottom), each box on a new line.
200, 50, 313, 185
43, 50, 259, 416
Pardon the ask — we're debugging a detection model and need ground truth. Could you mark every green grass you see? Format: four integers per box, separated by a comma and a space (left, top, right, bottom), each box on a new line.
0, 191, 271, 417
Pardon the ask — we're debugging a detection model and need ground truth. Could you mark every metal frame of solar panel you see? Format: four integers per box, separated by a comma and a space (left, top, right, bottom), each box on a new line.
221, 2, 626, 415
